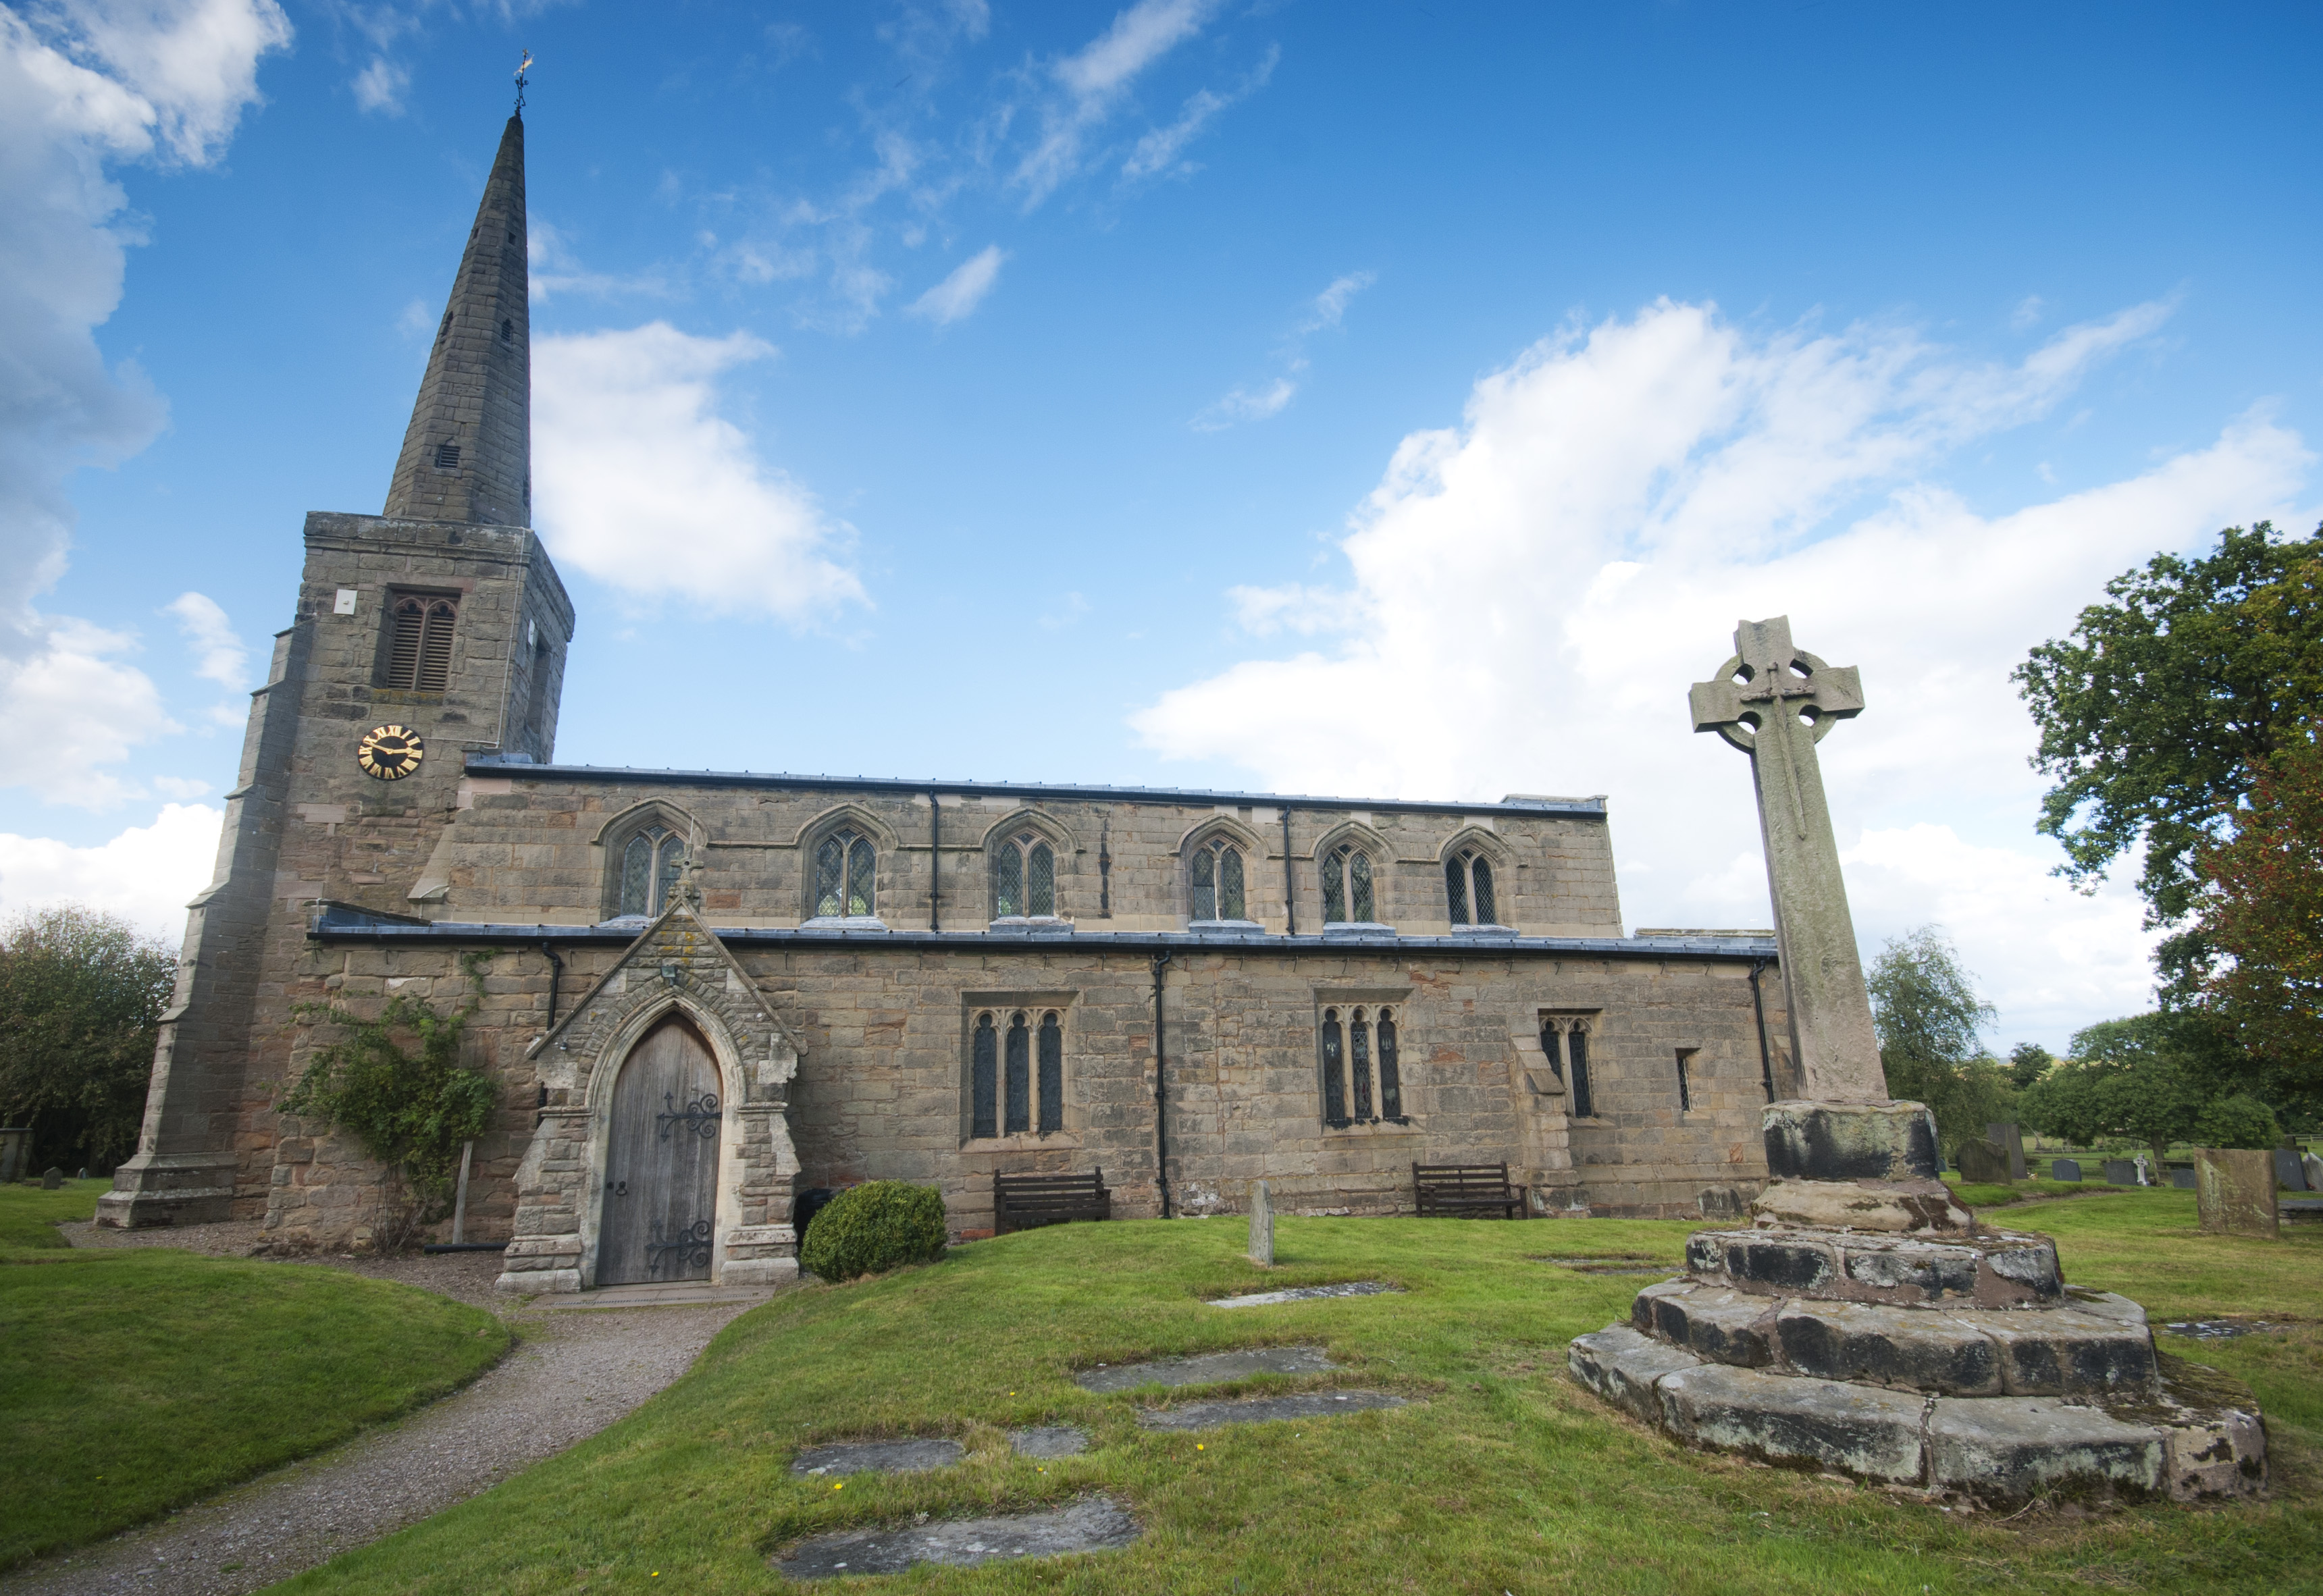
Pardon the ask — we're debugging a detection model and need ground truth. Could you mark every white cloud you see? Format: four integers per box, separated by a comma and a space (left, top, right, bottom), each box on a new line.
1121, 45, 1276, 182
1017, 0, 1220, 205
163, 590, 245, 686
0, 618, 179, 807
527, 218, 673, 303
531, 322, 866, 622
1195, 269, 1372, 431
1193, 373, 1299, 431
0, 802, 223, 949
908, 245, 1006, 325
351, 53, 407, 114
1134, 297, 2309, 1044
1301, 270, 1374, 332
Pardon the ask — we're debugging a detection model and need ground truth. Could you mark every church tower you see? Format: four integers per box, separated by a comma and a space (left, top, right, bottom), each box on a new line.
100, 113, 575, 1228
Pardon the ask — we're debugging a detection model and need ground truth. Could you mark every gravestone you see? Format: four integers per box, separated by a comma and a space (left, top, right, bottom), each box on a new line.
2135, 1154, 2153, 1186
0, 1127, 28, 1184
1987, 1122, 2028, 1181
41, 1167, 62, 1190
2052, 1158, 2082, 1183
1955, 1138, 2012, 1185
2273, 1148, 2308, 1192
2304, 1152, 2323, 1192
1248, 1179, 1274, 1265
2170, 1167, 2196, 1190
2195, 1148, 2278, 1239
2104, 1159, 2138, 1186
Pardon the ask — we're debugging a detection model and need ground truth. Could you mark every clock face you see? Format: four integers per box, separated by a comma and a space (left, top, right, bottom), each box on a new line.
357, 724, 425, 781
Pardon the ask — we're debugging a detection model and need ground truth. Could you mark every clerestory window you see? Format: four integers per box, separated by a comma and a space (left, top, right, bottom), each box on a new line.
970, 1008, 1065, 1139
382, 593, 456, 691
1446, 848, 1499, 927
1321, 1005, 1404, 1129
813, 828, 877, 920
1321, 844, 1377, 925
618, 826, 687, 918
993, 830, 1058, 919
1189, 836, 1247, 922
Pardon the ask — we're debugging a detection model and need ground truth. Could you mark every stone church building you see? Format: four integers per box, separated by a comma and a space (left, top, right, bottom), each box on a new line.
99, 113, 1795, 1292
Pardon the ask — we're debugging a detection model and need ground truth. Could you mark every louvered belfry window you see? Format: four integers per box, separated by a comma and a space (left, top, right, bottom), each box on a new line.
384, 595, 457, 691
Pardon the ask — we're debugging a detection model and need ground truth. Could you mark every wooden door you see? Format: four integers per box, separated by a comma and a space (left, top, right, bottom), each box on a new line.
597, 1017, 722, 1285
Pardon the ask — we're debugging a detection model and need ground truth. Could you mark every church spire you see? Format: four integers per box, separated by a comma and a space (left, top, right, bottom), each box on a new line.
384, 113, 530, 527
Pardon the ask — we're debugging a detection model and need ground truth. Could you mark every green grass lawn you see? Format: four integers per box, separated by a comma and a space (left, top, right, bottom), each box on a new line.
0, 1181, 513, 1570
279, 1189, 2321, 1595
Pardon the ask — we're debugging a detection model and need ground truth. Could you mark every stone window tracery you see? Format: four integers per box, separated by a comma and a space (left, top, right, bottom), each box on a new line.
1446, 848, 1499, 927
618, 826, 687, 917
1321, 1005, 1405, 1129
1541, 1014, 1597, 1119
1321, 844, 1376, 925
970, 1007, 1066, 1139
993, 830, 1058, 919
1189, 835, 1247, 922
812, 828, 877, 919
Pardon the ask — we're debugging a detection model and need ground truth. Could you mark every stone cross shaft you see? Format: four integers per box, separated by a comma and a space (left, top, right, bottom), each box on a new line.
1690, 617, 1885, 1104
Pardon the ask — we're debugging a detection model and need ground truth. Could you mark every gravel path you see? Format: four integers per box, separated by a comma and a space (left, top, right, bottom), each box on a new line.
6, 1223, 773, 1596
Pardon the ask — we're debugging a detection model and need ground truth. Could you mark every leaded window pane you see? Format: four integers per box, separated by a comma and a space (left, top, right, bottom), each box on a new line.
1218, 846, 1245, 920
1472, 857, 1496, 926
621, 834, 652, 916
1378, 1011, 1402, 1118
1350, 851, 1374, 923
1446, 857, 1469, 924
1037, 1011, 1063, 1134
1322, 847, 1347, 924
996, 843, 1024, 918
971, 1014, 997, 1138
1004, 1013, 1030, 1134
656, 834, 684, 911
1028, 842, 1055, 917
1351, 1012, 1374, 1119
1542, 1021, 1565, 1082
845, 836, 875, 917
1569, 1028, 1594, 1118
814, 836, 846, 917
1191, 848, 1216, 922
1321, 1012, 1346, 1123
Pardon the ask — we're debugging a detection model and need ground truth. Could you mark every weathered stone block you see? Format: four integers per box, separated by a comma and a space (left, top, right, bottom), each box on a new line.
1567, 1325, 1703, 1422
1657, 1364, 1927, 1483
1970, 1309, 2158, 1397
2195, 1148, 2278, 1239
1636, 1281, 1778, 1368
1927, 1398, 2162, 1498
1760, 1099, 1938, 1181
1775, 1301, 2002, 1395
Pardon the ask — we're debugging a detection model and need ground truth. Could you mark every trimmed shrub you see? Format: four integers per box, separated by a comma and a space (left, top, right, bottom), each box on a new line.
800, 1181, 947, 1281
2195, 1093, 2282, 1151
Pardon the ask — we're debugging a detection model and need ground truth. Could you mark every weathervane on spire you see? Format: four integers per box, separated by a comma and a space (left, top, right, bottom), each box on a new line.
515, 50, 533, 114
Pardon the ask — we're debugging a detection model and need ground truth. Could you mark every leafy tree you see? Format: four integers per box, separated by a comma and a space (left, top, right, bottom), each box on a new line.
2012, 523, 2323, 988
2191, 722, 2323, 1114
2008, 1042, 2056, 1091
1865, 926, 2014, 1154
0, 906, 176, 1173
2018, 1013, 2212, 1168
2194, 1093, 2282, 1150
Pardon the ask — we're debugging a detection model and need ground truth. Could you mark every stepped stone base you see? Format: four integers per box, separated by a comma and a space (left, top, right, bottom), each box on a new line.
1683, 1226, 2062, 1307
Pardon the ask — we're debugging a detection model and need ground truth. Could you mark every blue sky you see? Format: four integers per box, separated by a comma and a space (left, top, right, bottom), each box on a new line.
3, 0, 2320, 1049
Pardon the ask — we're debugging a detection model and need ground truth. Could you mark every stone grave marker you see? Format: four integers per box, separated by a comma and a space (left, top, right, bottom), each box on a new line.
2273, 1148, 2308, 1192
775, 1497, 1139, 1579
1248, 1179, 1273, 1265
1009, 1426, 1089, 1459
1987, 1121, 2028, 1181
791, 1439, 964, 1477
2170, 1167, 2197, 1190
0, 1127, 28, 1184
1136, 1390, 1407, 1431
2195, 1148, 2278, 1239
41, 1167, 62, 1190
1075, 1346, 1334, 1393
2104, 1159, 2139, 1186
1208, 1281, 1400, 1309
2051, 1158, 2082, 1182
2305, 1152, 2323, 1192
1954, 1138, 2012, 1185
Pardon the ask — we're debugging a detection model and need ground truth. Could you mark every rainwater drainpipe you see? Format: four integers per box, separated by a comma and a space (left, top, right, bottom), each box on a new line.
929, 793, 942, 932
1151, 951, 1174, 1219
1281, 810, 1297, 934
540, 940, 563, 1030
1748, 956, 1775, 1102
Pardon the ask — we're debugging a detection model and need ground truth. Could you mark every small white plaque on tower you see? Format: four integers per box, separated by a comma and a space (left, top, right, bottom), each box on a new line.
334, 588, 359, 615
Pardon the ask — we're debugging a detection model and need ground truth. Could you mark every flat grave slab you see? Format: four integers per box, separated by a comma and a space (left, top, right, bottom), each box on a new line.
1534, 1254, 1675, 1277
1009, 1426, 1090, 1458
775, 1495, 1139, 1579
1207, 1281, 1402, 1309
1074, 1345, 1336, 1393
1137, 1389, 1408, 1431
791, 1439, 964, 1477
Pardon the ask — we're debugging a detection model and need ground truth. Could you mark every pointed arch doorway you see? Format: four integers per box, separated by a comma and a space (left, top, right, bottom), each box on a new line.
598, 1015, 723, 1285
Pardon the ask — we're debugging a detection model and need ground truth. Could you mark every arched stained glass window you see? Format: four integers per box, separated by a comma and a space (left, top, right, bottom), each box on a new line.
1351, 1009, 1374, 1119
1568, 1024, 1595, 1118
1004, 1013, 1031, 1134
1446, 849, 1499, 927
1378, 1008, 1402, 1119
971, 1013, 998, 1138
814, 828, 876, 918
1189, 836, 1247, 922
993, 830, 1058, 918
1320, 1008, 1347, 1125
1322, 845, 1376, 924
1037, 1011, 1064, 1134
618, 826, 687, 917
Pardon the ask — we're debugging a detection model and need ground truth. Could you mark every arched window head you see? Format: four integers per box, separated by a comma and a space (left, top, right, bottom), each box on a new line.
618, 825, 687, 917
1189, 835, 1247, 922
1446, 848, 1499, 927
1322, 844, 1376, 924
384, 594, 456, 691
994, 830, 1058, 919
814, 828, 877, 919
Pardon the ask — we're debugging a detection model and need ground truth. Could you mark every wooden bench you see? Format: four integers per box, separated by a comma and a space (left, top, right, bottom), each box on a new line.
994, 1168, 1112, 1235
1413, 1161, 1525, 1219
